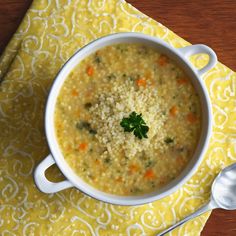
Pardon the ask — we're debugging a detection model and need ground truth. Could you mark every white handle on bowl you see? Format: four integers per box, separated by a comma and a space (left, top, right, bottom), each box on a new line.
34, 154, 73, 193
177, 44, 217, 77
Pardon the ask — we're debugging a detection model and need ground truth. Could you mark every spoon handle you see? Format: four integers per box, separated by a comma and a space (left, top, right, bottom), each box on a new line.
156, 203, 212, 236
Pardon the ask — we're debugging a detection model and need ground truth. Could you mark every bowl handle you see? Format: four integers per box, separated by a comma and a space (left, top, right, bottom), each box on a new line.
34, 154, 73, 193
177, 44, 217, 77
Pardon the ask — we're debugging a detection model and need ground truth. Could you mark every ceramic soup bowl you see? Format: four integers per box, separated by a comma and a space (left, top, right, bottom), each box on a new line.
34, 33, 217, 205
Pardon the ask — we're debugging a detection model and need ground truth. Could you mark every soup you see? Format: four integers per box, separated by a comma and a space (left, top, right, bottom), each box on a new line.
54, 43, 201, 196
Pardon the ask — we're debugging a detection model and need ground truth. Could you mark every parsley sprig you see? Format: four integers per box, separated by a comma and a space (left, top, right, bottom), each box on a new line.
120, 112, 149, 139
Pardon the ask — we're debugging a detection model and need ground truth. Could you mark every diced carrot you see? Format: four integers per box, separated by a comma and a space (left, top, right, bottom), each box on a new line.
144, 169, 155, 179
159, 177, 166, 185
71, 89, 78, 97
177, 78, 188, 85
176, 156, 185, 166
75, 110, 80, 117
136, 78, 147, 87
66, 145, 72, 151
115, 176, 123, 182
157, 55, 168, 66
95, 159, 100, 165
57, 123, 62, 129
78, 142, 88, 151
86, 66, 94, 76
129, 164, 139, 173
169, 105, 178, 117
187, 112, 198, 123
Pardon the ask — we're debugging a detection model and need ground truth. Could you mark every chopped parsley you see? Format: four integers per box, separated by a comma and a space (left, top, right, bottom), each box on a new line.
164, 137, 174, 144
94, 54, 101, 63
120, 112, 149, 139
107, 74, 116, 80
104, 157, 111, 164
84, 102, 92, 109
76, 121, 97, 135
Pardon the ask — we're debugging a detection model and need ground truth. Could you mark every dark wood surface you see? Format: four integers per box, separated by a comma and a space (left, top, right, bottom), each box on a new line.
0, 0, 235, 235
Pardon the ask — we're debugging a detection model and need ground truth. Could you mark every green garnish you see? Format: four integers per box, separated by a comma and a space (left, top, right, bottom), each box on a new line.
145, 160, 155, 168
94, 54, 101, 63
120, 112, 149, 139
84, 102, 92, 109
107, 74, 116, 80
76, 121, 97, 135
104, 157, 111, 164
164, 137, 174, 144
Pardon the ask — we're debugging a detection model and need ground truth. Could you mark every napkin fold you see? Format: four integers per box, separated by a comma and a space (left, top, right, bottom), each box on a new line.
0, 0, 235, 235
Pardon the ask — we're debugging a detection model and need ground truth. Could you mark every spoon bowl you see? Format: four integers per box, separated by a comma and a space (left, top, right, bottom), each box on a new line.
212, 163, 236, 210
157, 162, 236, 236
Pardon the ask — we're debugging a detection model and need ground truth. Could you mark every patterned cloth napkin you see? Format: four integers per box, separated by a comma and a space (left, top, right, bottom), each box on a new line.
0, 0, 235, 235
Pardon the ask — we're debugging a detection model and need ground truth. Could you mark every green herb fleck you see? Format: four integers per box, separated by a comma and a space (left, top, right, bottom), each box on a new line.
150, 181, 155, 188
107, 74, 116, 80
95, 57, 101, 63
104, 157, 111, 164
76, 121, 97, 135
116, 45, 127, 53
145, 160, 154, 168
164, 137, 174, 144
131, 187, 141, 193
120, 112, 149, 139
128, 76, 135, 81
137, 46, 148, 55
89, 129, 97, 135
84, 102, 92, 109
94, 54, 101, 63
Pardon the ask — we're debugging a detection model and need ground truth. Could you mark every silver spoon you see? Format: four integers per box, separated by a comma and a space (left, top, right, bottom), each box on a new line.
157, 162, 236, 236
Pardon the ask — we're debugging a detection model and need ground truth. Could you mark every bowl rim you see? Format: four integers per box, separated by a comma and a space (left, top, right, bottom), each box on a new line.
44, 32, 213, 205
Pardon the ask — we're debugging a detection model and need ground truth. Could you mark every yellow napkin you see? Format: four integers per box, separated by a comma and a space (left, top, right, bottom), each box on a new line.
0, 0, 235, 235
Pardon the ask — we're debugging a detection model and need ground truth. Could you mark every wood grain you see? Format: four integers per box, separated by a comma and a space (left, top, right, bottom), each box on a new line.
0, 0, 32, 52
0, 0, 235, 235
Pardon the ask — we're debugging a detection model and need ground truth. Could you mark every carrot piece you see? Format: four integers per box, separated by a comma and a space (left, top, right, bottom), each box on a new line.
66, 145, 72, 151
144, 169, 155, 179
159, 177, 166, 185
177, 78, 188, 85
115, 176, 123, 182
86, 66, 94, 76
129, 164, 139, 173
71, 89, 78, 97
75, 110, 80, 117
95, 159, 100, 165
187, 112, 198, 123
57, 123, 62, 129
157, 55, 168, 66
136, 78, 147, 87
78, 142, 88, 151
169, 105, 178, 117
176, 156, 186, 167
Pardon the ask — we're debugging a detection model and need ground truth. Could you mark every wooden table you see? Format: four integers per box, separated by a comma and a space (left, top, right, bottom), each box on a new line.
0, 1, 235, 235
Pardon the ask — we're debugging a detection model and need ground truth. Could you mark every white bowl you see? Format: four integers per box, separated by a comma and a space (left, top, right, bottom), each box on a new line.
34, 32, 217, 205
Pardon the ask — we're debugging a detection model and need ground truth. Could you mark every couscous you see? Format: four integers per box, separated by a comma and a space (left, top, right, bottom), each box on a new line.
55, 43, 201, 195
